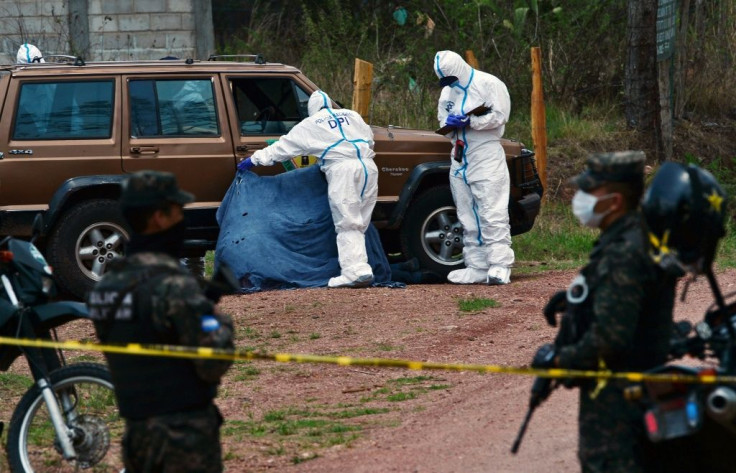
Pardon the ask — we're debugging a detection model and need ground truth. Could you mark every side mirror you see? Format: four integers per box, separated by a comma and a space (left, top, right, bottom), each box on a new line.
30, 213, 44, 244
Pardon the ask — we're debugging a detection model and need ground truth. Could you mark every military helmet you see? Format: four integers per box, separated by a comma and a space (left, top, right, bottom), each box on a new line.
641, 162, 727, 274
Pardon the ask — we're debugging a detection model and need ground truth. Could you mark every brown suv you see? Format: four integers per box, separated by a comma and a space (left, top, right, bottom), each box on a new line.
0, 55, 542, 298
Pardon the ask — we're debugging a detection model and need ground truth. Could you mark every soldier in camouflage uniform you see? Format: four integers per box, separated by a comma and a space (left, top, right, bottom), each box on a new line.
87, 170, 234, 473
532, 151, 677, 472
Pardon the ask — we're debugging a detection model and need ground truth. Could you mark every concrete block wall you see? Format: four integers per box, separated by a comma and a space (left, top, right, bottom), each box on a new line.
0, 0, 214, 63
0, 0, 70, 63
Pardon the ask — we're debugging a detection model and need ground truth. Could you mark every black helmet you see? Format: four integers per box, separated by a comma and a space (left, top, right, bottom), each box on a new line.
641, 162, 727, 274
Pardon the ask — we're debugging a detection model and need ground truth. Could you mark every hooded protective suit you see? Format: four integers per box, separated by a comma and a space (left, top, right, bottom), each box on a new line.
16, 44, 44, 64
434, 50, 514, 284
249, 90, 378, 288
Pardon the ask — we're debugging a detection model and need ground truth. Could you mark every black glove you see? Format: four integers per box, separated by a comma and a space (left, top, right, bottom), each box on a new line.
543, 290, 567, 327
532, 343, 557, 369
203, 263, 241, 303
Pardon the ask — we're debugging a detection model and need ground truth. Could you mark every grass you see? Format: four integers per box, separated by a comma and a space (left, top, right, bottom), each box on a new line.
716, 219, 736, 269
513, 201, 736, 272
457, 297, 500, 312
0, 372, 34, 392
512, 198, 736, 272
68, 354, 99, 363
232, 362, 260, 382
376, 342, 402, 352
239, 326, 261, 339
221, 404, 392, 462
357, 376, 452, 404
505, 101, 626, 148
514, 202, 597, 272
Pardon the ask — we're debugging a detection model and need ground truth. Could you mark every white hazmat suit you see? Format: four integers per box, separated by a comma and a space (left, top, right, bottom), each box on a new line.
16, 44, 44, 64
434, 50, 514, 285
249, 90, 379, 288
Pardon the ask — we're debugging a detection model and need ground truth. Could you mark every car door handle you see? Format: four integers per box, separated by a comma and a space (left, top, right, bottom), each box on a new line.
130, 146, 159, 155
236, 145, 248, 152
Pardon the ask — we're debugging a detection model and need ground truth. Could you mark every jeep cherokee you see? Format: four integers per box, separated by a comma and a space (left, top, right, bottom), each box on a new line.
0, 55, 542, 298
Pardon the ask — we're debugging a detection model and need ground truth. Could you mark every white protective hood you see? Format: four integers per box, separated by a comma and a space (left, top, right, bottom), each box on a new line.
434, 50, 473, 86
16, 44, 45, 64
307, 90, 333, 117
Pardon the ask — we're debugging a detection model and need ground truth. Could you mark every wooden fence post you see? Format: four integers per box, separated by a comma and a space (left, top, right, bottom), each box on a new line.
530, 47, 548, 196
352, 58, 373, 119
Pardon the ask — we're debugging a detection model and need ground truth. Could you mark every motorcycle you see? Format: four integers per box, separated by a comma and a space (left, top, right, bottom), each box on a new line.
625, 270, 736, 473
0, 215, 123, 472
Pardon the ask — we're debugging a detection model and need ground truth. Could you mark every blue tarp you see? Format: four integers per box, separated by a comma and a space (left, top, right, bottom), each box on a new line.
215, 166, 392, 291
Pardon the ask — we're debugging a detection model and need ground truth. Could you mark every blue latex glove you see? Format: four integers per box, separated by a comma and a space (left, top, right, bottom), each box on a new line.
237, 157, 254, 172
445, 114, 469, 129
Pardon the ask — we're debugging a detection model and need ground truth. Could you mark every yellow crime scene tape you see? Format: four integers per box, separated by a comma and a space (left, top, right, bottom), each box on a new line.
1, 336, 733, 384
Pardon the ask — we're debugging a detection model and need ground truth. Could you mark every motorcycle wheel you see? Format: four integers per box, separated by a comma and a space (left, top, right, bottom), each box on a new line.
6, 363, 124, 472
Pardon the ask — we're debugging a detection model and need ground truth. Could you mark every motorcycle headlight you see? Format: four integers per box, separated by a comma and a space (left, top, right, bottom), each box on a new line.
41, 276, 55, 295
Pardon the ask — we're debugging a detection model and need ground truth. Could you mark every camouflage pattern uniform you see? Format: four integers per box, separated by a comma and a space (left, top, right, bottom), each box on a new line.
87, 171, 234, 473
555, 153, 677, 472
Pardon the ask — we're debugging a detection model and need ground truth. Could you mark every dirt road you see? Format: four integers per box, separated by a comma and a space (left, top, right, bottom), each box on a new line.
212, 268, 730, 472
3, 268, 726, 472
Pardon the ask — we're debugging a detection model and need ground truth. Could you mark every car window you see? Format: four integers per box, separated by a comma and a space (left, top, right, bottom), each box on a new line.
230, 77, 308, 135
129, 78, 219, 137
13, 80, 114, 140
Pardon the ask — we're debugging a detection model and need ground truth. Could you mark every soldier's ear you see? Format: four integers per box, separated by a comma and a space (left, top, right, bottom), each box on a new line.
610, 192, 625, 213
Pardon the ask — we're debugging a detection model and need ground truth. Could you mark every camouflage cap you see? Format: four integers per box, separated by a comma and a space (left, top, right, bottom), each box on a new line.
120, 170, 194, 209
571, 151, 646, 191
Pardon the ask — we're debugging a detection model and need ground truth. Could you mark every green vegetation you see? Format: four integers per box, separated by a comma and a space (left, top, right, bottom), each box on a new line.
717, 220, 736, 269
376, 342, 402, 352
206, 2, 736, 277
358, 376, 452, 404
232, 362, 261, 382
216, 2, 735, 130
512, 198, 736, 271
221, 404, 392, 462
68, 354, 99, 363
0, 372, 34, 392
239, 326, 261, 340
457, 297, 500, 312
205, 251, 215, 277
514, 202, 597, 271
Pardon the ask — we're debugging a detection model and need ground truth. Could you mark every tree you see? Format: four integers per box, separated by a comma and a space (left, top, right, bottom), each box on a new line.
624, 0, 663, 160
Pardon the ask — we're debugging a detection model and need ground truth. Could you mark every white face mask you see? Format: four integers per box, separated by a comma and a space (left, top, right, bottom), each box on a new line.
571, 190, 614, 228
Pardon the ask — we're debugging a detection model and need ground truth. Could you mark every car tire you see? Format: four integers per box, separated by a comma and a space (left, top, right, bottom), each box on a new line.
46, 199, 130, 299
399, 186, 464, 277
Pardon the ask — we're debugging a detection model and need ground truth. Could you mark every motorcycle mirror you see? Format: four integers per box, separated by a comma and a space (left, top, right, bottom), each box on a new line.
30, 213, 44, 244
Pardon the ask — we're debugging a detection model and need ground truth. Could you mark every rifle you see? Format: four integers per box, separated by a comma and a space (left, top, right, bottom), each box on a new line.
510, 376, 556, 454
